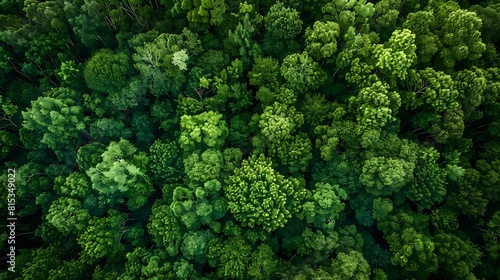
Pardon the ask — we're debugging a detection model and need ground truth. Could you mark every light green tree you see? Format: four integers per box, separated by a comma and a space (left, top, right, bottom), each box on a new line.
305, 21, 341, 61
226, 154, 306, 232
387, 227, 437, 273
373, 29, 417, 80
281, 52, 327, 93
86, 139, 153, 211
20, 96, 85, 163
217, 236, 252, 279
179, 111, 229, 153
359, 156, 414, 196
172, 49, 189, 71
299, 182, 347, 230
248, 244, 278, 280
77, 210, 127, 264
348, 80, 401, 129
46, 197, 91, 235
331, 251, 371, 280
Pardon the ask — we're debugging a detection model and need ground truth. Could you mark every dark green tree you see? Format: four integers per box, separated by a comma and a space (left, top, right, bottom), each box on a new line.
84, 49, 130, 94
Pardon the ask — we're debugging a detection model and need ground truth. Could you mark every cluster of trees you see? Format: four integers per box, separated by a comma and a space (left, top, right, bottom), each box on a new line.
1, 0, 500, 278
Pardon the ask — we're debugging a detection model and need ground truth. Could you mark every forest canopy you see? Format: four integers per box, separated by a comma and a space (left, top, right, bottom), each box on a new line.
1, 0, 500, 279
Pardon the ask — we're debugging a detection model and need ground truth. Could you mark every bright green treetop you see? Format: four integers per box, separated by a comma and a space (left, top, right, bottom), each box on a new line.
226, 154, 306, 232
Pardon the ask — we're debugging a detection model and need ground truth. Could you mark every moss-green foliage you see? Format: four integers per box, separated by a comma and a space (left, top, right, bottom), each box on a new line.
2, 0, 500, 279
84, 49, 130, 94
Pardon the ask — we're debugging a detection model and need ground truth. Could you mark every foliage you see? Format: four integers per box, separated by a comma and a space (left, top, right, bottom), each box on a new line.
2, 0, 499, 278
226, 154, 306, 232
148, 201, 183, 257
264, 3, 302, 40
84, 49, 129, 94
86, 139, 153, 210
20, 96, 85, 163
77, 210, 127, 264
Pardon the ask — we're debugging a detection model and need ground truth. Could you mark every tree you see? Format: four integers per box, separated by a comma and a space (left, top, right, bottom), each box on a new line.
377, 207, 430, 236
331, 251, 371, 280
433, 232, 481, 278
86, 139, 153, 211
359, 156, 414, 196
248, 244, 278, 280
0, 130, 17, 160
280, 52, 327, 93
438, 10, 486, 69
273, 133, 313, 173
14, 162, 52, 216
264, 3, 302, 40
177, 0, 226, 26
170, 179, 227, 231
20, 96, 85, 163
77, 210, 127, 264
121, 247, 173, 279
259, 102, 303, 142
148, 200, 183, 257
46, 197, 91, 235
76, 143, 107, 172
225, 4, 262, 65
48, 260, 88, 280
179, 111, 229, 153
57, 60, 84, 88
130, 111, 156, 150
336, 225, 365, 254
248, 57, 282, 91
300, 93, 334, 127
183, 149, 224, 187
387, 227, 437, 274
455, 67, 486, 120
21, 246, 63, 280
305, 21, 341, 61
84, 49, 129, 94
372, 198, 393, 221
372, 29, 417, 81
335, 27, 378, 87
172, 49, 189, 70
132, 28, 203, 97
402, 11, 441, 65
89, 118, 132, 144
181, 230, 213, 263
321, 0, 374, 35
108, 77, 149, 111
405, 68, 459, 113
483, 211, 500, 260
299, 182, 347, 230
174, 259, 195, 279
428, 106, 465, 144
469, 3, 500, 44
348, 80, 401, 129
297, 227, 339, 260
447, 168, 488, 218
371, 0, 401, 38
217, 236, 252, 279
205, 82, 253, 113
405, 147, 447, 210
149, 139, 183, 185
225, 154, 306, 232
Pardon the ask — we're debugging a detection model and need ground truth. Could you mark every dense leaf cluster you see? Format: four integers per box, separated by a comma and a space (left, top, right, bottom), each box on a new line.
1, 0, 500, 279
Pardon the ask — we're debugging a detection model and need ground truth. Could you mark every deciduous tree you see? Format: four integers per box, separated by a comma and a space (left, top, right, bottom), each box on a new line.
226, 154, 306, 232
